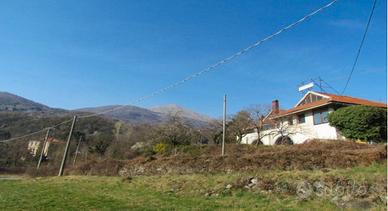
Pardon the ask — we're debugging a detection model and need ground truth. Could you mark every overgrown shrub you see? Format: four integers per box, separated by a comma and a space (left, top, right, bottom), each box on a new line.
153, 143, 170, 154
178, 145, 202, 156
142, 145, 156, 157
329, 105, 387, 142
88, 132, 114, 156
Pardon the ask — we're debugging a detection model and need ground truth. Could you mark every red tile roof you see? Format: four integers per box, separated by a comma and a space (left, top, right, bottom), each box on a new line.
263, 109, 287, 124
272, 92, 387, 118
316, 92, 387, 108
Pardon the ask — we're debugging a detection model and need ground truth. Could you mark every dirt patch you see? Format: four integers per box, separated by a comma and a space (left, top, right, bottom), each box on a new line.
70, 140, 386, 176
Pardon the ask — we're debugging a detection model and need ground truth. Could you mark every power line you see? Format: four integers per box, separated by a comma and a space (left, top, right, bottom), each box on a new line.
79, 0, 339, 119
310, 77, 327, 93
311, 77, 341, 94
0, 0, 339, 143
321, 78, 341, 95
0, 119, 72, 143
341, 0, 377, 94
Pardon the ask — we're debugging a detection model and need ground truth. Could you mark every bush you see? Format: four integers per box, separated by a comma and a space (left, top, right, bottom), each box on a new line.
178, 145, 202, 156
88, 133, 114, 156
141, 146, 155, 157
153, 143, 170, 154
329, 105, 387, 142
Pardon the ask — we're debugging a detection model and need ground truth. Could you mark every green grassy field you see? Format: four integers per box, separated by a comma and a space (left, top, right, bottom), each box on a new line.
0, 163, 386, 210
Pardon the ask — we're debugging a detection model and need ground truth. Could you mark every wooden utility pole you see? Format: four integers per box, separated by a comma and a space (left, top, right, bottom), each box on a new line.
72, 136, 82, 166
222, 94, 227, 156
58, 116, 77, 176
37, 128, 51, 169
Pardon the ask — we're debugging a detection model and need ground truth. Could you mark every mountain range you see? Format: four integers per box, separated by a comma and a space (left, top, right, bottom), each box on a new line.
0, 91, 212, 127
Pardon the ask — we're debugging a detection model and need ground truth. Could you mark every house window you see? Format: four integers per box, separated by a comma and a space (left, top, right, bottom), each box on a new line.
313, 109, 329, 125
297, 114, 305, 124
288, 117, 293, 125
311, 94, 322, 102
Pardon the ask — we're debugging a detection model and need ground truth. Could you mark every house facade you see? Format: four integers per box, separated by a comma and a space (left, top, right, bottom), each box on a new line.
27, 140, 41, 156
27, 137, 64, 157
241, 91, 387, 145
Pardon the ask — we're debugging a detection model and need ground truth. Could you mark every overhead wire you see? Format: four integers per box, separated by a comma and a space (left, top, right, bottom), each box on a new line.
321, 79, 341, 95
0, 0, 339, 143
341, 0, 377, 94
0, 119, 73, 143
79, 0, 339, 119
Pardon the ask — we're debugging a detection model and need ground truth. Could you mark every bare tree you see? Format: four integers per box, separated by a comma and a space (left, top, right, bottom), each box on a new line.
269, 119, 311, 145
245, 104, 271, 145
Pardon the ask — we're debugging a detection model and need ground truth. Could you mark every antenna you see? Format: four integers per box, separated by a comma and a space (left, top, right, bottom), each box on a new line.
298, 77, 340, 95
298, 81, 315, 94
311, 77, 327, 93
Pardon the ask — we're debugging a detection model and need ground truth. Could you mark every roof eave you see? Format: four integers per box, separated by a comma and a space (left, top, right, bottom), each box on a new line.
294, 91, 330, 107
271, 102, 332, 119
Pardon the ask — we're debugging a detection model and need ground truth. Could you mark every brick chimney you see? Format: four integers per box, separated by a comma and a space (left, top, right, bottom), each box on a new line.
272, 100, 279, 114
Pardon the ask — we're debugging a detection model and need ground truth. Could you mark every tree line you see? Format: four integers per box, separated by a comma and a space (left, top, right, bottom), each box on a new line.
0, 104, 386, 170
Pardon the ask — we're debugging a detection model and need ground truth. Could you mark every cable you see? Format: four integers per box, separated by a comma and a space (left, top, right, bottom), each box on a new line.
341, 0, 377, 94
0, 0, 339, 142
321, 79, 341, 95
0, 129, 45, 143
79, 0, 339, 119
0, 118, 73, 143
311, 78, 328, 93
312, 77, 341, 95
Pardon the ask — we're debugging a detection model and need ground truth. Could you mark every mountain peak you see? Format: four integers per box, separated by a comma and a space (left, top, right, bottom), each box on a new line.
150, 104, 211, 123
0, 91, 50, 112
0, 91, 213, 127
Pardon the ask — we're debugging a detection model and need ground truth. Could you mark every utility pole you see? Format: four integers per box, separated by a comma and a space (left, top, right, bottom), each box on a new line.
58, 116, 77, 176
37, 128, 51, 169
73, 136, 82, 166
222, 94, 227, 156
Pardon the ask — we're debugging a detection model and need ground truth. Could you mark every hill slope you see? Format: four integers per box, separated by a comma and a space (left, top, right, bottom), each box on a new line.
0, 91, 212, 127
0, 92, 50, 112
76, 105, 164, 124
77, 104, 211, 127
0, 92, 67, 116
150, 104, 211, 123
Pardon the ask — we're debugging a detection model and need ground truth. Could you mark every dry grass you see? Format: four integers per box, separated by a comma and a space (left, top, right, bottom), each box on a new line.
68, 140, 386, 176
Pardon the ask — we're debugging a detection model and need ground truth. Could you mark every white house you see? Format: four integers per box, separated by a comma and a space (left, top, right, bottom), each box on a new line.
241, 91, 387, 145
27, 137, 64, 157
27, 140, 41, 156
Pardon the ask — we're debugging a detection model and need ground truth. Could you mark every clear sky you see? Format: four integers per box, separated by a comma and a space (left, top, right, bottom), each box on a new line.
0, 0, 386, 118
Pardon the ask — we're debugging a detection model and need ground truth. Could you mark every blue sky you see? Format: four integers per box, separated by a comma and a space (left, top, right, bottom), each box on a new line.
0, 0, 386, 117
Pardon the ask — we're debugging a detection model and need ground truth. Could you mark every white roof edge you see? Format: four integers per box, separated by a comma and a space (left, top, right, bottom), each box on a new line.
273, 102, 332, 119
263, 110, 274, 121
294, 91, 330, 107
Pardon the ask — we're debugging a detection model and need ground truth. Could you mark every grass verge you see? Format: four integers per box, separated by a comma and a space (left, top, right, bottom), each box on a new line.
0, 163, 386, 210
